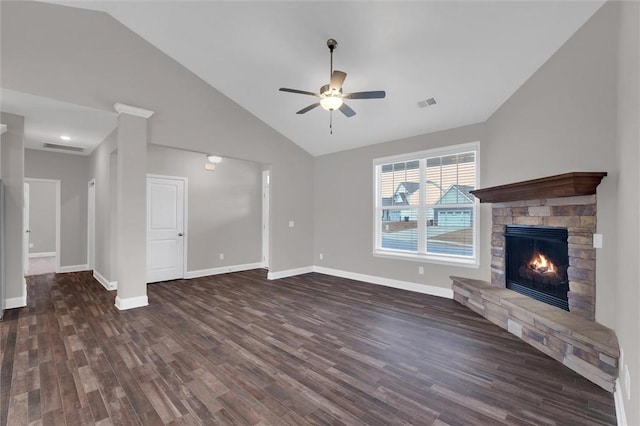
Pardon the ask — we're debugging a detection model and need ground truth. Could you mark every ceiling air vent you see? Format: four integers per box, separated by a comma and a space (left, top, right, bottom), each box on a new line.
417, 97, 437, 108
43, 143, 85, 153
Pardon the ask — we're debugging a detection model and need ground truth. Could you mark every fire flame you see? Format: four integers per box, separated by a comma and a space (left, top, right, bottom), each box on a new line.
529, 253, 557, 274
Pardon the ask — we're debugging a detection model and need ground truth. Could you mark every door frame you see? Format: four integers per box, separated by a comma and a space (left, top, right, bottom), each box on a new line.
87, 179, 96, 270
262, 169, 270, 269
146, 174, 188, 279
24, 178, 61, 274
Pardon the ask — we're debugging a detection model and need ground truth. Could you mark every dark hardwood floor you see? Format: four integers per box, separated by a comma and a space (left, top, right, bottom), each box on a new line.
1, 269, 616, 425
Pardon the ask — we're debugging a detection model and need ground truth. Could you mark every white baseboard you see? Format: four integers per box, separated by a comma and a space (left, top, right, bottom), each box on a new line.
115, 295, 148, 310
93, 270, 117, 291
29, 252, 56, 258
312, 266, 454, 299
59, 264, 89, 273
185, 262, 263, 279
615, 379, 628, 426
267, 266, 314, 280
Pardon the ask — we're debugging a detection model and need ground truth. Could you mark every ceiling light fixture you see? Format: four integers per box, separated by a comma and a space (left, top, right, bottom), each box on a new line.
207, 155, 222, 163
320, 92, 343, 111
60, 135, 71, 141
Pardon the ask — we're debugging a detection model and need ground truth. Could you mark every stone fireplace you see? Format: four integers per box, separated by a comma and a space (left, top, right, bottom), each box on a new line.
490, 194, 597, 320
451, 172, 619, 392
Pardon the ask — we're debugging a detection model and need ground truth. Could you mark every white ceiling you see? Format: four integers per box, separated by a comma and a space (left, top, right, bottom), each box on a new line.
27, 1, 605, 156
1, 89, 117, 155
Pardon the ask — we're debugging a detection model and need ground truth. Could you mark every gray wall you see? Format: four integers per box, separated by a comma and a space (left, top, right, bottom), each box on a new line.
147, 146, 263, 272
485, 1, 618, 327
1, 1, 314, 274
26, 179, 57, 254
314, 123, 488, 287
25, 149, 89, 268
0, 112, 25, 303
89, 139, 263, 280
614, 1, 639, 422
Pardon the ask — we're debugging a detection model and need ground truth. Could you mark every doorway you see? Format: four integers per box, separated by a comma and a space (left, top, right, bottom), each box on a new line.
87, 179, 95, 270
262, 169, 270, 269
146, 175, 187, 283
24, 178, 61, 276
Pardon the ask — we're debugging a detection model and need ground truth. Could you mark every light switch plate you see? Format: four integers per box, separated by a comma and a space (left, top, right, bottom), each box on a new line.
593, 233, 603, 248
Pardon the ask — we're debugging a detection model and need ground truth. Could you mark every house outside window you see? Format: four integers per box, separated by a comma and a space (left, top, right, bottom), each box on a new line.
374, 142, 479, 267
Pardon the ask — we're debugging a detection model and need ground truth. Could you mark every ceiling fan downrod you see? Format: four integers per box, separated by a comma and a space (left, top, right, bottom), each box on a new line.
327, 39, 337, 82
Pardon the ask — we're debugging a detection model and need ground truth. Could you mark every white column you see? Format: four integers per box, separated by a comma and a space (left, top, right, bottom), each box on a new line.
113, 103, 153, 310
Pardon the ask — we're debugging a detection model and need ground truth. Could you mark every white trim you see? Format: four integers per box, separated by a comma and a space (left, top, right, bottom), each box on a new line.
267, 266, 314, 280
115, 295, 148, 310
372, 251, 480, 269
93, 270, 117, 291
0, 124, 7, 134
87, 178, 96, 270
615, 379, 628, 426
59, 264, 89, 273
113, 103, 154, 118
313, 266, 454, 299
185, 262, 264, 279
29, 252, 56, 258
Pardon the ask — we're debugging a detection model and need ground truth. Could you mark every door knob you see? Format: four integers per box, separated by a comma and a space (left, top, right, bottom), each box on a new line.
178, 233, 184, 237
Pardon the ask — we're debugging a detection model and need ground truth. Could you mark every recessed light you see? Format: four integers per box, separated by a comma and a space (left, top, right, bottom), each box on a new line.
60, 135, 71, 141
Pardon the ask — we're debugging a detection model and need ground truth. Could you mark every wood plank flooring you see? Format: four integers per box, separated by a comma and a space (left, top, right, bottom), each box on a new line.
1, 270, 616, 425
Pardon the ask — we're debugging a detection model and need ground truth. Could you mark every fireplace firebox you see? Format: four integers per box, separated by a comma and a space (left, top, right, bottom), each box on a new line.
504, 225, 569, 311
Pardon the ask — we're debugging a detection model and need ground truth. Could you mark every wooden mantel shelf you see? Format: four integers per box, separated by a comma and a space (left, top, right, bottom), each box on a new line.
470, 172, 607, 203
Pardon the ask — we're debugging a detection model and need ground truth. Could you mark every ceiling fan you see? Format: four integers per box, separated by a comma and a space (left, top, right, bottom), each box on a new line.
279, 39, 386, 133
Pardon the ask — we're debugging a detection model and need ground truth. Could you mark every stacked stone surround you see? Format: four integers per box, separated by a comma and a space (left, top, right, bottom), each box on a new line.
451, 276, 618, 392
490, 194, 597, 320
451, 190, 620, 392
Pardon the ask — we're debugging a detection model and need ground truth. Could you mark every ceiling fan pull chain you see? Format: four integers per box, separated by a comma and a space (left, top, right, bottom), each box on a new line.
330, 111, 333, 135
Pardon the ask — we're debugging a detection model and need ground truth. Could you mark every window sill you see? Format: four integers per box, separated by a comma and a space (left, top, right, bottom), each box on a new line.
373, 250, 480, 269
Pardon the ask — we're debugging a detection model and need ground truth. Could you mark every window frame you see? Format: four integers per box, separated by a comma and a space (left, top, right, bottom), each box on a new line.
372, 141, 480, 268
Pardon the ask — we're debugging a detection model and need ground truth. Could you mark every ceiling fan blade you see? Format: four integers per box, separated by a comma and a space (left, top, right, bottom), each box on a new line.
296, 103, 321, 114
330, 71, 347, 91
338, 103, 356, 118
279, 88, 321, 97
343, 90, 386, 99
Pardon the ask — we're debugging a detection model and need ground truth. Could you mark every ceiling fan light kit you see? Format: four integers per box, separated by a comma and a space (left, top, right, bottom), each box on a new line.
279, 38, 386, 134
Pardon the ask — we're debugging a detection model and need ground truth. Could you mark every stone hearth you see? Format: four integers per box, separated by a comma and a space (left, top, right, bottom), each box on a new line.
452, 172, 618, 392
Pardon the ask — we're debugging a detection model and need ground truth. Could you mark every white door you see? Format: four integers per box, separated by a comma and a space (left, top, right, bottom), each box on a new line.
147, 177, 185, 283
23, 183, 29, 275
262, 170, 270, 268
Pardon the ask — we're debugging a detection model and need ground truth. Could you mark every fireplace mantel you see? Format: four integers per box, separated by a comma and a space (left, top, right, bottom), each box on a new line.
470, 172, 607, 203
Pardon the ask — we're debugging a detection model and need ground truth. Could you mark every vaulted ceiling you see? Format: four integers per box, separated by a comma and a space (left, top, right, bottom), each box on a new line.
20, 1, 606, 156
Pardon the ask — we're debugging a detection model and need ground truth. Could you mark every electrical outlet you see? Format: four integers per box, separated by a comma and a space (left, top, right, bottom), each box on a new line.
219, 253, 224, 260
319, 253, 324, 260
624, 365, 631, 400
289, 220, 295, 228
29, 243, 34, 249
418, 266, 424, 275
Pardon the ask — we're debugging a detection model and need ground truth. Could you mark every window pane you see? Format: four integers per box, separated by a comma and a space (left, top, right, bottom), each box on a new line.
379, 161, 420, 207
426, 207, 474, 256
381, 209, 418, 252
426, 151, 476, 205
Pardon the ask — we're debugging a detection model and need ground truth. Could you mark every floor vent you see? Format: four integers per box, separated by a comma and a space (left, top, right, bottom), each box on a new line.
43, 143, 85, 153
